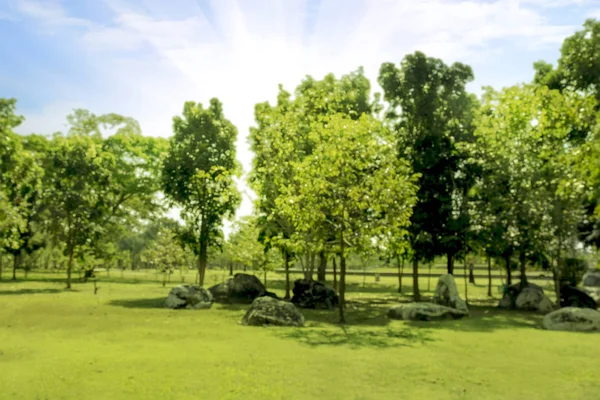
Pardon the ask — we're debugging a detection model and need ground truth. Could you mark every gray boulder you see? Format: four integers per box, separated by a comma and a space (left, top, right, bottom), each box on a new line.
208, 273, 266, 304
432, 274, 469, 314
242, 296, 305, 327
498, 282, 544, 309
515, 287, 554, 313
388, 302, 468, 322
291, 279, 339, 310
165, 285, 213, 309
543, 307, 600, 332
582, 270, 600, 287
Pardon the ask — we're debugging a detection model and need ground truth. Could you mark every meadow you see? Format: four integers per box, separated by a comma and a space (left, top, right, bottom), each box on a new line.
1, 268, 598, 400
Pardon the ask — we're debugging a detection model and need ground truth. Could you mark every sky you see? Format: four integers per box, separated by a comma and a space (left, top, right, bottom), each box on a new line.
1, 0, 599, 230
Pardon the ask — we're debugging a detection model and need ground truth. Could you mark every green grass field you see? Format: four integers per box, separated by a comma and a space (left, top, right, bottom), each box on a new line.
1, 269, 598, 400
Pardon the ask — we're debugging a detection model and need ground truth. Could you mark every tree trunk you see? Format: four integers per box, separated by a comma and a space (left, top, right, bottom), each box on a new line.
554, 245, 562, 307
487, 256, 492, 297
447, 253, 454, 274
12, 254, 18, 281
469, 262, 476, 284
396, 254, 403, 293
229, 261, 233, 276
309, 252, 316, 281
198, 222, 209, 286
332, 256, 338, 291
338, 234, 346, 324
463, 259, 469, 303
66, 248, 74, 289
519, 250, 528, 288
427, 263, 432, 290
263, 268, 267, 289
412, 257, 420, 302
284, 252, 291, 300
505, 254, 512, 285
317, 251, 326, 282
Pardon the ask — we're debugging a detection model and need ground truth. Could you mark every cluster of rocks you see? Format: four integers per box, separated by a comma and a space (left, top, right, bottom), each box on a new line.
388, 274, 469, 321
207, 273, 275, 304
164, 273, 341, 327
291, 279, 339, 310
163, 269, 600, 332
498, 282, 554, 313
164, 285, 214, 309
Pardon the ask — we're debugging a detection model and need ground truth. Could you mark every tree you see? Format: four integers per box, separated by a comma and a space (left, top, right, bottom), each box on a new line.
227, 216, 279, 288
378, 51, 478, 300
44, 134, 114, 289
162, 99, 241, 287
278, 113, 418, 323
141, 227, 186, 286
250, 69, 376, 297
0, 99, 46, 280
474, 84, 597, 295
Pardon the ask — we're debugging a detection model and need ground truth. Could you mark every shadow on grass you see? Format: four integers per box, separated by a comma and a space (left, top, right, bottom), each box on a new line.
0, 288, 67, 296
402, 304, 545, 333
109, 297, 166, 309
277, 325, 436, 349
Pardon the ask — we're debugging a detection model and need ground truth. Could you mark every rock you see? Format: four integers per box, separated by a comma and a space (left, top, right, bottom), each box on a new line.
388, 302, 468, 321
542, 307, 600, 332
580, 286, 600, 305
164, 285, 213, 309
498, 282, 544, 309
582, 270, 600, 287
515, 287, 554, 313
432, 274, 469, 314
560, 285, 598, 310
208, 273, 266, 304
242, 296, 305, 327
291, 279, 339, 309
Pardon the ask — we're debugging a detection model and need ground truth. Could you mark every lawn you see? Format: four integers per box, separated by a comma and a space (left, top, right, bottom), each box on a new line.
0, 270, 598, 400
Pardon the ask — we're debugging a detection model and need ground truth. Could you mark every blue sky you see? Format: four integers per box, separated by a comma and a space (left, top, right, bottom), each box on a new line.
1, 0, 599, 221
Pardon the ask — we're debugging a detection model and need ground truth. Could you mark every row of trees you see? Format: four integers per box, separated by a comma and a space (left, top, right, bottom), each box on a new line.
1, 19, 599, 324
248, 19, 600, 322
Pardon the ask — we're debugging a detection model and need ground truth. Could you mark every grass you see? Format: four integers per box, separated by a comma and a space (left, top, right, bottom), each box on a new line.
0, 270, 598, 400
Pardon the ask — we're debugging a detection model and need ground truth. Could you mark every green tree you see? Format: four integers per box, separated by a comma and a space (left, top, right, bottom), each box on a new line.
378, 51, 478, 299
277, 113, 418, 323
162, 99, 241, 287
250, 69, 375, 296
474, 84, 596, 293
44, 134, 114, 289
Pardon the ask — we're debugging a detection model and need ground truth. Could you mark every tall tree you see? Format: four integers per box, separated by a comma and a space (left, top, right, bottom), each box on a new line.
278, 113, 418, 323
44, 134, 114, 289
250, 69, 376, 296
378, 51, 477, 299
162, 99, 241, 286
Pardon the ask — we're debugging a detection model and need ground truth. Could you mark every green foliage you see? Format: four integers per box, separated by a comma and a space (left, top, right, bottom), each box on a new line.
378, 51, 479, 264
559, 19, 600, 102
162, 99, 241, 285
276, 113, 418, 321
43, 134, 114, 287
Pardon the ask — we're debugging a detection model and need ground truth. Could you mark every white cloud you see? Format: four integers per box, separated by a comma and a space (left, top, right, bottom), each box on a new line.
12, 0, 584, 224
588, 8, 600, 18
520, 0, 591, 7
14, 100, 86, 136
15, 0, 92, 33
